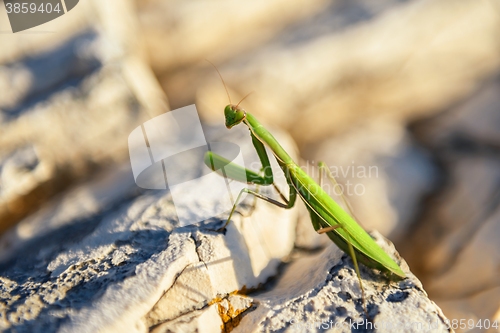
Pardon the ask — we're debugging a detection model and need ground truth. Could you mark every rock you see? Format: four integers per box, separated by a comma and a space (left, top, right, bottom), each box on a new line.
411, 77, 500, 148
295, 118, 437, 250
0, 31, 101, 115
234, 231, 451, 333
0, 115, 450, 333
0, 0, 92, 64
0, 124, 298, 333
402, 77, 500, 330
0, 145, 56, 235
1, 0, 478, 331
150, 294, 252, 333
401, 155, 500, 330
0, 1, 166, 232
0, 61, 150, 232
150, 304, 224, 333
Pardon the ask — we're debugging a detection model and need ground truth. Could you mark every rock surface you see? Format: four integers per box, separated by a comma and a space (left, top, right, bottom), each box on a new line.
0, 124, 298, 333
235, 232, 451, 333
0, 123, 451, 332
401, 77, 500, 330
0, 0, 166, 234
1, 0, 496, 331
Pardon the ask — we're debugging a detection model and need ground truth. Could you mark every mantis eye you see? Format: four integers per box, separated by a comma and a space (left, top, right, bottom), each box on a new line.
224, 105, 246, 128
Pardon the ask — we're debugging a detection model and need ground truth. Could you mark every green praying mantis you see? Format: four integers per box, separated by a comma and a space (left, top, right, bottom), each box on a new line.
203, 66, 406, 310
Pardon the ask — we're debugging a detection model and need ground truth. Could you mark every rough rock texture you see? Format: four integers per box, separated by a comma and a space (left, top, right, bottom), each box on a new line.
0, 125, 298, 333
0, 122, 452, 333
235, 232, 451, 333
1, 0, 497, 331
0, 0, 166, 234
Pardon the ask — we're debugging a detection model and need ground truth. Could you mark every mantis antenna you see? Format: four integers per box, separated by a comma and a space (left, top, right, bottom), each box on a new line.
205, 59, 232, 105
236, 91, 254, 108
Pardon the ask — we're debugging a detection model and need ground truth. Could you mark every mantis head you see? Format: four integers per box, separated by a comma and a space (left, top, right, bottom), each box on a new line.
224, 104, 246, 129
205, 60, 251, 129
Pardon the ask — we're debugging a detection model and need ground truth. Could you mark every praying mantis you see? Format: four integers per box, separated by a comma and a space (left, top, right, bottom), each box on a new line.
203, 66, 406, 310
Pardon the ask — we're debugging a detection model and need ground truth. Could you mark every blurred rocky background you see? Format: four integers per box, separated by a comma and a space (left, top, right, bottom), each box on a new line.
0, 0, 499, 332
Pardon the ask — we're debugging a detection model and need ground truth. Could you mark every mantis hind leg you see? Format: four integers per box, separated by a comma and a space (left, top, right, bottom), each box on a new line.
239, 184, 260, 218
317, 225, 342, 234
312, 163, 368, 315
311, 208, 368, 316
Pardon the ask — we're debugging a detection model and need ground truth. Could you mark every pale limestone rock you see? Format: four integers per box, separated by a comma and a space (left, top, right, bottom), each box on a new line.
0, 124, 297, 333
234, 232, 451, 333
150, 294, 253, 333
150, 304, 224, 333
402, 78, 500, 330
0, 0, 166, 234
1, 0, 490, 331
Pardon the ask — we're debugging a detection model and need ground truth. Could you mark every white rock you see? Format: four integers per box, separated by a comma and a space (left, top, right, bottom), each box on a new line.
401, 78, 500, 330
150, 304, 224, 333
0, 124, 298, 333
234, 232, 451, 333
